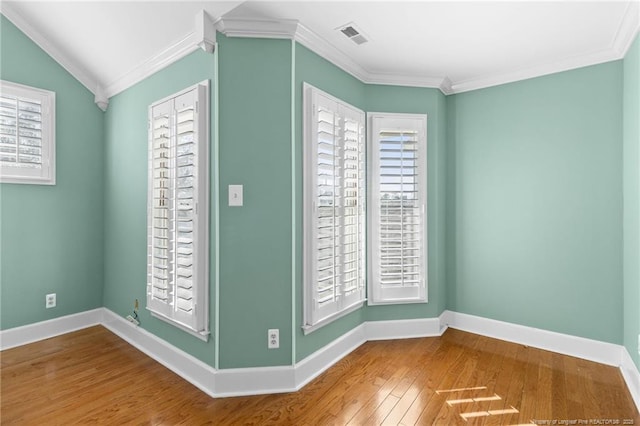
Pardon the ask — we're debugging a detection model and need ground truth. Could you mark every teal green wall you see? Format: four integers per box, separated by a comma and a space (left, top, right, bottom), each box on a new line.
0, 16, 104, 329
217, 36, 293, 368
447, 62, 624, 344
3, 13, 637, 372
103, 50, 217, 365
294, 43, 367, 361
623, 33, 640, 368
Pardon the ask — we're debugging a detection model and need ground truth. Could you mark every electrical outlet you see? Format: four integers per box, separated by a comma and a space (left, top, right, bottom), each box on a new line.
45, 293, 56, 309
268, 329, 279, 349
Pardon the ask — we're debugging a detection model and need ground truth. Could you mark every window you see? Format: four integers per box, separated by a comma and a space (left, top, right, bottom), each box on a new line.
147, 81, 209, 340
0, 80, 55, 185
303, 84, 366, 331
368, 113, 427, 304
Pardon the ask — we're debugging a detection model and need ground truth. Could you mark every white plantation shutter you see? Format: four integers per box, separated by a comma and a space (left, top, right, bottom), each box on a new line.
369, 114, 427, 304
304, 84, 365, 329
0, 80, 55, 185
147, 81, 209, 339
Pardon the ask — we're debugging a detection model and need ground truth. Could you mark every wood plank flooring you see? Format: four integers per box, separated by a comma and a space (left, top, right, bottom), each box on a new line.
1, 325, 638, 425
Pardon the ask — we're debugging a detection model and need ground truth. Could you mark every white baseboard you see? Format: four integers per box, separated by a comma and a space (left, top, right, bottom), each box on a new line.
365, 317, 442, 341
0, 308, 103, 350
443, 310, 623, 367
100, 309, 219, 398
620, 348, 640, 410
295, 323, 367, 390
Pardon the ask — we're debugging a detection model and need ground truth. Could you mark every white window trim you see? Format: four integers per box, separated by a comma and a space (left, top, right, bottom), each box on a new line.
303, 83, 366, 332
367, 112, 428, 305
146, 80, 210, 341
0, 80, 55, 185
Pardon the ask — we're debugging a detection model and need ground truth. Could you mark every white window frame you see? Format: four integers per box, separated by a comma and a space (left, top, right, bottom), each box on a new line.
146, 80, 210, 341
0, 80, 55, 185
368, 113, 428, 305
303, 83, 366, 333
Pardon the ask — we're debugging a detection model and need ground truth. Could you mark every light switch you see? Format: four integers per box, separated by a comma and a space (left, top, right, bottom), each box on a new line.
229, 185, 243, 206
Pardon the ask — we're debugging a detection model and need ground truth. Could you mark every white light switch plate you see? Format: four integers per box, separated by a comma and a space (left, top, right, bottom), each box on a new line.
229, 185, 243, 206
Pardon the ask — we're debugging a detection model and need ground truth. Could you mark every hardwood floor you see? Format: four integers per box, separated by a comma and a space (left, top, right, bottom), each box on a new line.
1, 326, 638, 425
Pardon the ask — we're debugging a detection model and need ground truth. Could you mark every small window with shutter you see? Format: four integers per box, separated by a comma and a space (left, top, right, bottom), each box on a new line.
368, 113, 427, 304
0, 80, 55, 185
147, 81, 209, 340
303, 83, 366, 331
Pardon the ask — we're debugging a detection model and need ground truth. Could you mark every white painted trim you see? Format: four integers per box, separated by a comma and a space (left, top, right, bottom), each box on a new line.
295, 323, 367, 390
443, 310, 623, 367
612, 2, 640, 57
293, 22, 370, 83
101, 308, 219, 398
620, 348, 640, 411
366, 317, 441, 341
0, 308, 103, 350
0, 3, 99, 99
102, 32, 199, 99
215, 17, 298, 40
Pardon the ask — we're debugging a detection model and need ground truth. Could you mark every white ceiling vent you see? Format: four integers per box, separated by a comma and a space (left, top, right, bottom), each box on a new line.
337, 22, 369, 45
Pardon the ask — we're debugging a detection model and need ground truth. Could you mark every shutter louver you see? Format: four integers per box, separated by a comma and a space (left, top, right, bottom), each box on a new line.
0, 80, 55, 185
370, 114, 427, 304
304, 84, 366, 328
146, 82, 209, 339
379, 130, 421, 288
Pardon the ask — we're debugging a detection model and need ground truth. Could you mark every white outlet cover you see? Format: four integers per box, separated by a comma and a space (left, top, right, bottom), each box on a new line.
46, 293, 56, 308
268, 328, 279, 349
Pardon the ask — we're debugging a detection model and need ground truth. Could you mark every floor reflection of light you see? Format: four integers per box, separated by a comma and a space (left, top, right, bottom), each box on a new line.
435, 386, 488, 394
459, 406, 519, 421
446, 393, 501, 406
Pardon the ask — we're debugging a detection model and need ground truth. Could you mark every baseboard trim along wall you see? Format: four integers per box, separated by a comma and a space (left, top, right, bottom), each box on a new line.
1, 307, 639, 410
0, 308, 103, 350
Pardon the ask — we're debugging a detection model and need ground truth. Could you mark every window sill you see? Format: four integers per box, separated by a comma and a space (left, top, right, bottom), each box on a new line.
302, 300, 365, 335
149, 310, 210, 342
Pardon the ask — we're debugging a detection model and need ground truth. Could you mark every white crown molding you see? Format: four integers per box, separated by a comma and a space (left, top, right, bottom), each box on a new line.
612, 1, 640, 57
0, 3, 100, 102
292, 22, 370, 83
215, 16, 299, 40
450, 47, 623, 94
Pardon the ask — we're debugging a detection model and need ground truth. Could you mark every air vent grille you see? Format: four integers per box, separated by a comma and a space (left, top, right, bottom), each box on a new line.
337, 23, 369, 45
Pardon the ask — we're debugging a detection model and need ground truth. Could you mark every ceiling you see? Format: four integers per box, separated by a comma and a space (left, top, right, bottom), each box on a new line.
1, 1, 638, 104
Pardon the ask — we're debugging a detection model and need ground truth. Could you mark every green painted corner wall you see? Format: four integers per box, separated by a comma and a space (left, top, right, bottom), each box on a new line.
447, 61, 624, 344
103, 49, 217, 365
0, 15, 105, 329
217, 36, 293, 368
623, 33, 640, 369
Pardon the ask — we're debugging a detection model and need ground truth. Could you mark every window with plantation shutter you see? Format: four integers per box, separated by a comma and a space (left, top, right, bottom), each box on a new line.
147, 81, 209, 340
303, 83, 366, 331
0, 80, 55, 185
369, 113, 427, 304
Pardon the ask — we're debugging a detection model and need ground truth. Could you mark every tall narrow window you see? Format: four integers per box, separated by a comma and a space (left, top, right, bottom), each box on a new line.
0, 80, 55, 185
147, 81, 209, 340
303, 83, 366, 331
369, 113, 427, 304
